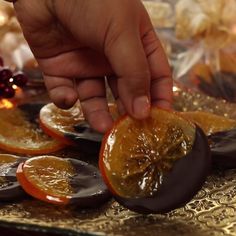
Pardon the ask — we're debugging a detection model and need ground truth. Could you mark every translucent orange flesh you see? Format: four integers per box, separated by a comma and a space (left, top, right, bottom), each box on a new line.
180, 111, 236, 135
40, 102, 119, 140
0, 107, 64, 154
40, 102, 84, 135
101, 108, 195, 198
0, 154, 19, 165
22, 156, 76, 198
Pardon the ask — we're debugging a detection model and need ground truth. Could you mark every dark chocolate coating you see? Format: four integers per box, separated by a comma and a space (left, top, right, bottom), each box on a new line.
65, 122, 103, 154
68, 159, 111, 207
197, 72, 236, 102
114, 127, 211, 214
208, 128, 236, 169
0, 157, 26, 200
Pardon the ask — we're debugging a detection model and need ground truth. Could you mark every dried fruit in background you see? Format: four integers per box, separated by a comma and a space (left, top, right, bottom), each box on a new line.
180, 111, 236, 135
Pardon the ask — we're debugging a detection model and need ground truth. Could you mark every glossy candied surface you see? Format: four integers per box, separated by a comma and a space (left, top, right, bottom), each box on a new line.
180, 111, 236, 135
17, 155, 110, 206
115, 127, 211, 213
0, 105, 64, 154
100, 108, 196, 198
21, 156, 76, 200
40, 103, 118, 140
0, 154, 20, 165
40, 103, 118, 148
40, 102, 84, 135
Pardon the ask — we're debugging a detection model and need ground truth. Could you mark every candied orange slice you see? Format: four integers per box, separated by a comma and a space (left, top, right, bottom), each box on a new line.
180, 111, 236, 135
0, 104, 65, 154
99, 107, 210, 213
17, 155, 110, 206
100, 108, 196, 198
17, 156, 76, 204
39, 102, 118, 145
39, 102, 84, 144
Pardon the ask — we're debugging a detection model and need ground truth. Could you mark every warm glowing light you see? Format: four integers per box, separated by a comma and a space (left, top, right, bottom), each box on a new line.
12, 85, 18, 90
0, 99, 14, 109
172, 86, 179, 92
14, 87, 23, 99
9, 78, 14, 83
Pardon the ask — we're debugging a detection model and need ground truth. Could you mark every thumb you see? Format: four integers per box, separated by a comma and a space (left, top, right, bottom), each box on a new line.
105, 28, 151, 120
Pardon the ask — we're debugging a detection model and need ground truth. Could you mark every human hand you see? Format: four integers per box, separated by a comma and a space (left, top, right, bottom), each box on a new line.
13, 0, 172, 133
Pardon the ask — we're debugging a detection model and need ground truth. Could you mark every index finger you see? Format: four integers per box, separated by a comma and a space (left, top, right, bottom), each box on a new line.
104, 18, 151, 120
143, 29, 173, 109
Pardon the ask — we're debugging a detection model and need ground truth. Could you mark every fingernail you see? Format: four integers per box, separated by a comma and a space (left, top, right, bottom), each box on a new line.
133, 96, 150, 119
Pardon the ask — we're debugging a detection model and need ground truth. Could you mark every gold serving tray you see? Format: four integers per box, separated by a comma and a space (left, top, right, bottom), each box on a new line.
0, 86, 236, 236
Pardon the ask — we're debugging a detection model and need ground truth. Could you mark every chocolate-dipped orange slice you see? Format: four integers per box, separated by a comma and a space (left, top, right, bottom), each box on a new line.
39, 102, 118, 153
17, 155, 110, 207
99, 108, 211, 213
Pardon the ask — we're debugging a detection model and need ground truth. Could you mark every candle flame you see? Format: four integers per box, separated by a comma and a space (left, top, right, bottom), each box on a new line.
0, 99, 14, 109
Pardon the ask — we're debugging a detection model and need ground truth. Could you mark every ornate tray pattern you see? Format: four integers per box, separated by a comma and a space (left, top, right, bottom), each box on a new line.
0, 86, 236, 236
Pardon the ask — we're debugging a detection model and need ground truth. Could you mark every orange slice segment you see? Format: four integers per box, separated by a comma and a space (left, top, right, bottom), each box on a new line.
0, 104, 65, 154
